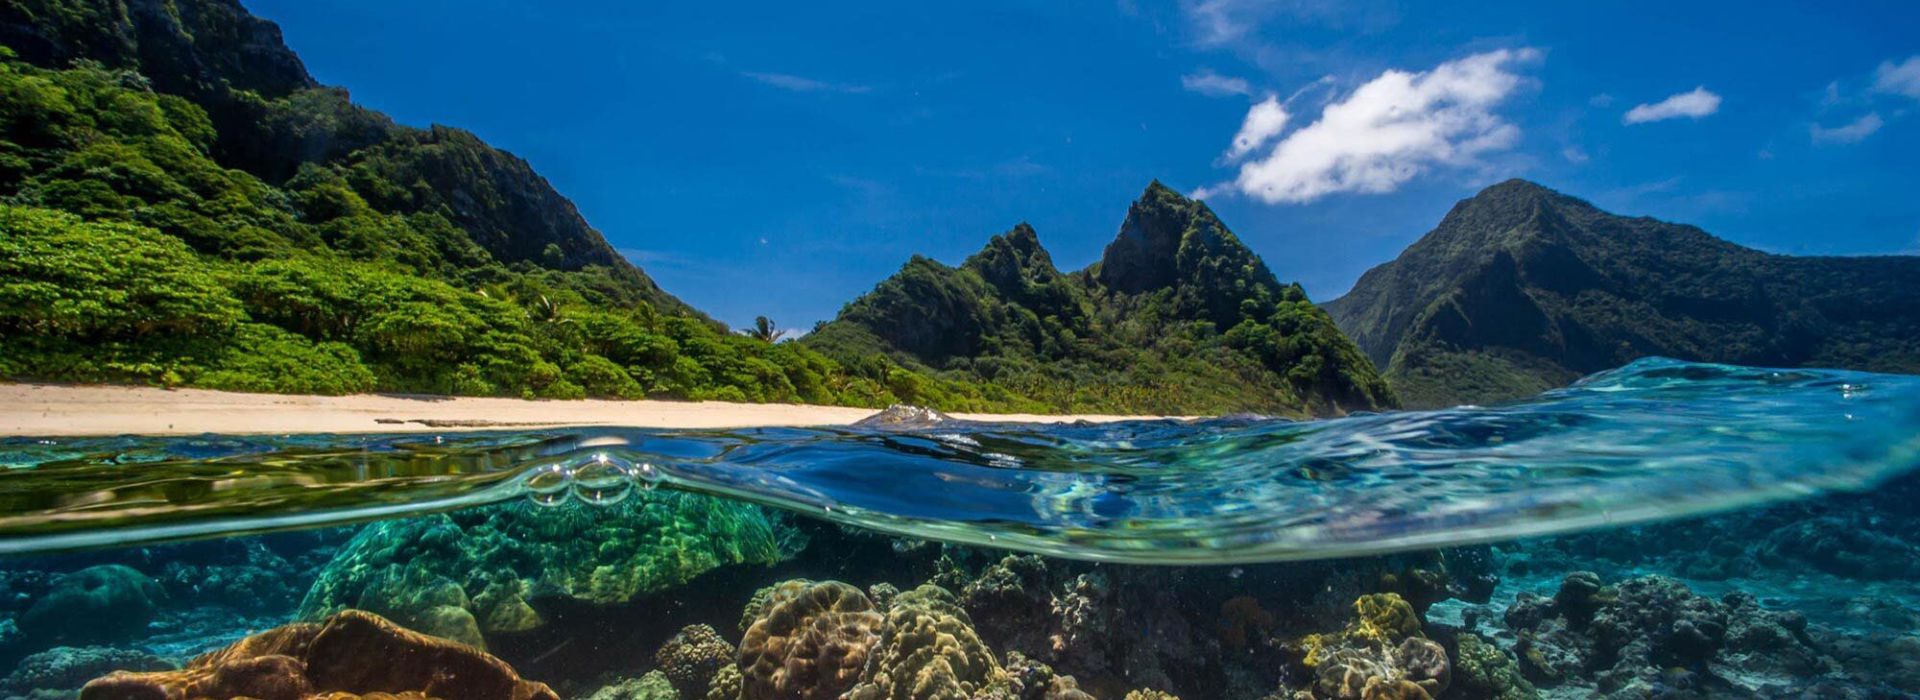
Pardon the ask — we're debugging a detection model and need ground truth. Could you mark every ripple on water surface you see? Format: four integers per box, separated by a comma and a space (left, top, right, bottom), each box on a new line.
1, 358, 1916, 563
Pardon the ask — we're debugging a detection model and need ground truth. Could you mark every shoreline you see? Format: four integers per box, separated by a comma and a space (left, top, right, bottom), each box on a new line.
0, 382, 1184, 437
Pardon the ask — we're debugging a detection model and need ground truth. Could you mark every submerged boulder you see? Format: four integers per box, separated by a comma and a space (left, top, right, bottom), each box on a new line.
78, 609, 556, 700
298, 492, 804, 643
18, 566, 164, 647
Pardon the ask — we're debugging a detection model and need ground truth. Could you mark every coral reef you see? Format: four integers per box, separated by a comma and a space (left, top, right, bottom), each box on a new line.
737, 580, 883, 700
1502, 572, 1834, 696
17, 566, 164, 647
0, 646, 174, 700
1448, 634, 1536, 700
846, 584, 1006, 700
656, 624, 734, 699
299, 493, 802, 644
1280, 593, 1450, 700
78, 609, 556, 700
582, 670, 678, 700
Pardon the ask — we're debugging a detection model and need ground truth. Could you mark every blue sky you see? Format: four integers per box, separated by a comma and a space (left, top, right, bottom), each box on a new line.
245, 0, 1920, 330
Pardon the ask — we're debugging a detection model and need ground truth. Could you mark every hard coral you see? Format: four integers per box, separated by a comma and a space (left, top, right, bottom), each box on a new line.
1449, 634, 1536, 700
301, 493, 800, 641
78, 609, 557, 700
656, 623, 734, 699
846, 584, 1006, 700
1285, 594, 1449, 700
737, 580, 883, 700
581, 670, 678, 700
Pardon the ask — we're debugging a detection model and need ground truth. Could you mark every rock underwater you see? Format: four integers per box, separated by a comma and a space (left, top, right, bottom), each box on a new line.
78, 609, 556, 700
297, 492, 805, 648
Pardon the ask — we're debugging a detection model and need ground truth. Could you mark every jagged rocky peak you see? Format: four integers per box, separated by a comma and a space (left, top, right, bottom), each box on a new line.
963, 222, 1061, 293
1095, 180, 1212, 294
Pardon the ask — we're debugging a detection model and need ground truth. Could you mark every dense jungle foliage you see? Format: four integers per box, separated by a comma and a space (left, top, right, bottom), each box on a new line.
804, 184, 1395, 416
0, 31, 1004, 408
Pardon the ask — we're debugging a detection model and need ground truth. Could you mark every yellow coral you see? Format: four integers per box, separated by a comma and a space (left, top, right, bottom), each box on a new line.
1350, 594, 1421, 643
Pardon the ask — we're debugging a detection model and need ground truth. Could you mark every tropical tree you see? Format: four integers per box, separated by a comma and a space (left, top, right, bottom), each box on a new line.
744, 315, 780, 342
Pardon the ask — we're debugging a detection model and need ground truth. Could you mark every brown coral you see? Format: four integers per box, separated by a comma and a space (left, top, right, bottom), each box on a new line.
845, 584, 1007, 700
656, 624, 735, 699
79, 609, 557, 700
1220, 596, 1277, 650
738, 579, 884, 700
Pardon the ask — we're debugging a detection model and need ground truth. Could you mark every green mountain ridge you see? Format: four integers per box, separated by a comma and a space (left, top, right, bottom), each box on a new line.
804, 182, 1396, 416
1325, 179, 1920, 408
0, 0, 1017, 409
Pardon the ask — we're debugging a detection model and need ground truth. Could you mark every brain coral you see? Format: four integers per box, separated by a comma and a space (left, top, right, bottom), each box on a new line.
299, 492, 802, 641
846, 584, 1007, 700
737, 579, 884, 700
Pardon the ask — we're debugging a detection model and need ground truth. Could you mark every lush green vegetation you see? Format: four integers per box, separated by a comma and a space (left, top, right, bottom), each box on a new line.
0, 0, 1393, 415
0, 41, 1017, 408
805, 185, 1395, 417
1326, 179, 1920, 407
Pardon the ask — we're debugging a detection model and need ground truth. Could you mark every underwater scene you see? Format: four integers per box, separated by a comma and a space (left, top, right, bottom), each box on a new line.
1, 359, 1917, 699
4, 1, 1920, 699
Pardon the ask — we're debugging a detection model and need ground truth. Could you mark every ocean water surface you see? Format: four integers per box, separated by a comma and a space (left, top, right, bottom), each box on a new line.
2, 358, 1918, 699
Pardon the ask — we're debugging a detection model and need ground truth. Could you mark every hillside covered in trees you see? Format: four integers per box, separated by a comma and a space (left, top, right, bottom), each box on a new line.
1325, 179, 1920, 408
0, 0, 1010, 408
804, 183, 1395, 416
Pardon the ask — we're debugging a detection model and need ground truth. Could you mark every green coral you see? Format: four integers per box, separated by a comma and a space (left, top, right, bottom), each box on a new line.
582, 670, 679, 700
1452, 634, 1538, 700
297, 492, 801, 643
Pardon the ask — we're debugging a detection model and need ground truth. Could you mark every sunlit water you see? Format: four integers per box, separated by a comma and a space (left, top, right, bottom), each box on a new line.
3, 358, 1915, 561
3, 357, 1918, 699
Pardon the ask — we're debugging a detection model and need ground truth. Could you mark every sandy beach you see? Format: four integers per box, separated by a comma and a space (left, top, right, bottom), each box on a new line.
0, 383, 1177, 437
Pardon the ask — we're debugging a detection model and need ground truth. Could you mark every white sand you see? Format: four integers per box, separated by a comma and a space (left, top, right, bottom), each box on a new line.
0, 383, 1179, 436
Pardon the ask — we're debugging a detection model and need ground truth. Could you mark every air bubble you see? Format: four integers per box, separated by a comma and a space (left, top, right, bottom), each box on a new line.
524, 462, 573, 507
635, 462, 662, 490
572, 453, 639, 506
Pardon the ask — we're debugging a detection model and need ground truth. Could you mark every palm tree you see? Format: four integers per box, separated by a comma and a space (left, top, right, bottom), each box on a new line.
744, 316, 780, 342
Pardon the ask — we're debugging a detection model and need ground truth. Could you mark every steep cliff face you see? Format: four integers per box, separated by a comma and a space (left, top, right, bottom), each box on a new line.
1327, 179, 1920, 407
807, 184, 1394, 416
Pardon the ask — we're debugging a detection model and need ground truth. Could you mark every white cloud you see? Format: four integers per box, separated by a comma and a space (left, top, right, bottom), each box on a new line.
1588, 93, 1614, 108
1561, 146, 1590, 164
1622, 87, 1721, 124
1810, 112, 1884, 144
1182, 69, 1254, 98
1225, 95, 1289, 160
1211, 48, 1539, 205
1875, 56, 1920, 99
742, 71, 871, 94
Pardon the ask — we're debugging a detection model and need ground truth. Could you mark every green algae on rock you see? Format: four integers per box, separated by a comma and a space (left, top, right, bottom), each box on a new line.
297, 492, 803, 643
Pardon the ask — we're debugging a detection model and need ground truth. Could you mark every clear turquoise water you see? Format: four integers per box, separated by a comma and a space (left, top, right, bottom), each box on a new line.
3, 358, 1915, 561
3, 357, 1918, 699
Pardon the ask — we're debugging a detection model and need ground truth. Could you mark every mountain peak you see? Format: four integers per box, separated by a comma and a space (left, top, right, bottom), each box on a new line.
1096, 180, 1221, 294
